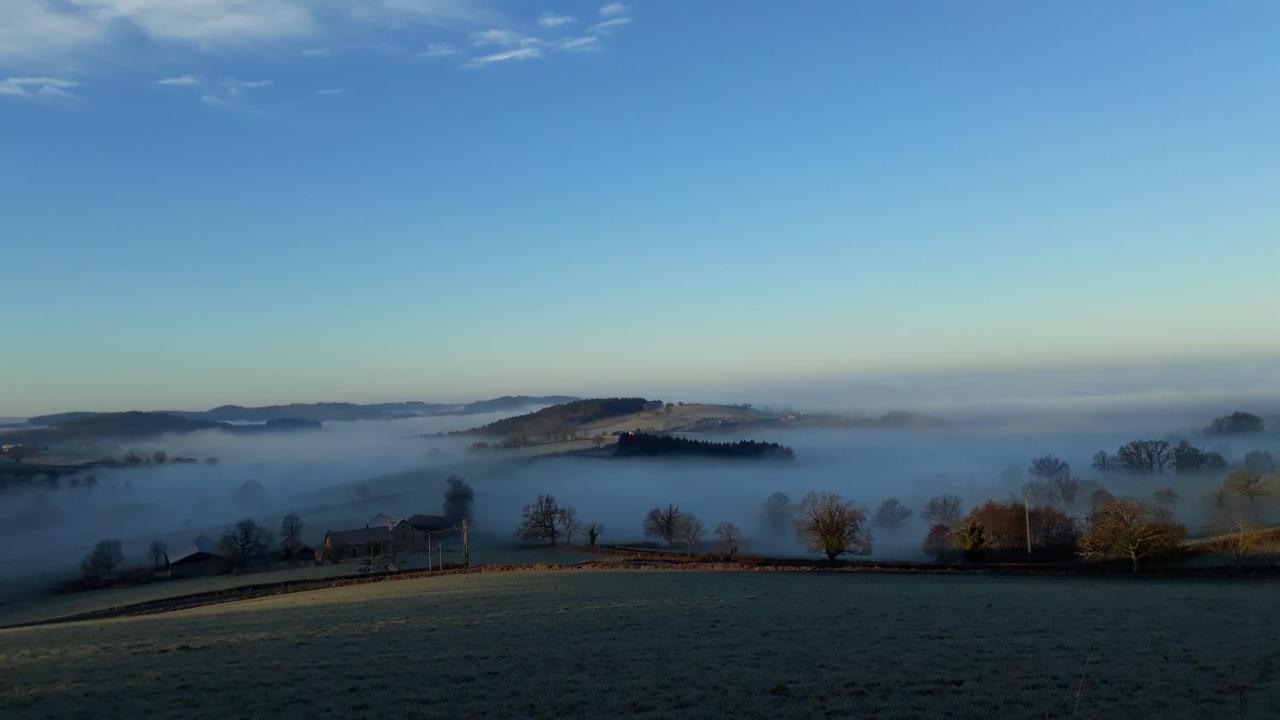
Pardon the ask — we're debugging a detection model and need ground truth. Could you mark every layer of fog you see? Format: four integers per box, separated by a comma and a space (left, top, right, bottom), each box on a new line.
4, 394, 1279, 583
646, 357, 1280, 431
477, 421, 1280, 559
0, 410, 524, 580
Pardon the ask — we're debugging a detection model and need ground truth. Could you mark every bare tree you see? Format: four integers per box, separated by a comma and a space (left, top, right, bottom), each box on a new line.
714, 521, 745, 559
81, 539, 124, 580
759, 492, 793, 538
585, 522, 604, 548
220, 519, 270, 571
556, 507, 582, 545
1030, 455, 1070, 482
280, 513, 304, 558
922, 494, 963, 525
794, 492, 873, 561
1078, 498, 1185, 572
1091, 451, 1114, 475
873, 498, 912, 530
675, 513, 705, 554
148, 539, 168, 569
644, 504, 682, 547
517, 494, 561, 544
1116, 440, 1172, 474
1208, 471, 1273, 565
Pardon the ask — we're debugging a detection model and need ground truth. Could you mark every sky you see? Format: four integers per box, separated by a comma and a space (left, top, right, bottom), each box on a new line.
2, 1, 1279, 416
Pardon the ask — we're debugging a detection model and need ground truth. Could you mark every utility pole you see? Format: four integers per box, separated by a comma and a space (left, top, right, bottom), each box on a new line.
1023, 491, 1032, 560
427, 533, 432, 571
461, 517, 470, 568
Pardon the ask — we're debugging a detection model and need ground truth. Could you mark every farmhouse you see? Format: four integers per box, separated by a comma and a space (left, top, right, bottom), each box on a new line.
323, 512, 458, 560
167, 538, 226, 578
323, 526, 393, 560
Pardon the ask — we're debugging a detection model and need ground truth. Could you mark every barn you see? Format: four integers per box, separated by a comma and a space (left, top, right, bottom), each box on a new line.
323, 526, 394, 560
167, 538, 226, 578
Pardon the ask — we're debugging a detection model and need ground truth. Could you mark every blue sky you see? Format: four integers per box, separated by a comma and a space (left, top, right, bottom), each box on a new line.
2, 1, 1279, 415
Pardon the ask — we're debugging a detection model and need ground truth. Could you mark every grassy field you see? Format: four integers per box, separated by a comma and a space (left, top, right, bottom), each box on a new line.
0, 541, 590, 627
2, 570, 1279, 719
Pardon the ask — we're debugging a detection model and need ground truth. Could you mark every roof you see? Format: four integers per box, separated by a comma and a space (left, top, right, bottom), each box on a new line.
169, 537, 224, 564
326, 526, 392, 546
407, 514, 453, 531
367, 513, 403, 529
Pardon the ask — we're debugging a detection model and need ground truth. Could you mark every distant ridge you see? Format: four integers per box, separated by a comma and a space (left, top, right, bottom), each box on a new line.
21, 395, 580, 427
4, 412, 322, 445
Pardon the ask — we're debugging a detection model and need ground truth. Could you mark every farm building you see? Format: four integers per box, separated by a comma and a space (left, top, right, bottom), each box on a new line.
323, 513, 458, 560
280, 538, 316, 562
406, 514, 454, 550
323, 526, 394, 560
167, 538, 226, 578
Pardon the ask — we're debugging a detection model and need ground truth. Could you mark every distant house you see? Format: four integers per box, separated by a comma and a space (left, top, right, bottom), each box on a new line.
322, 513, 458, 561
323, 526, 394, 560
280, 538, 316, 563
167, 538, 226, 578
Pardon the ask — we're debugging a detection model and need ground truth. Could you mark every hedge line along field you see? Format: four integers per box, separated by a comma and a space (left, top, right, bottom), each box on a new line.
2, 570, 1279, 719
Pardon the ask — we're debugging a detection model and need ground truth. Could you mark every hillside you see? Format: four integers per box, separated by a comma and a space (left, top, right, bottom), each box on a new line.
466, 398, 659, 440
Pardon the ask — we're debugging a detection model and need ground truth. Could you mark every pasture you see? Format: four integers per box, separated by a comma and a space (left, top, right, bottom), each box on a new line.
2, 570, 1278, 718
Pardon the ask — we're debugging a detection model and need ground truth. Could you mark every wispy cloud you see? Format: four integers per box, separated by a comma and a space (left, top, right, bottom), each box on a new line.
223, 79, 275, 92
156, 74, 199, 86
471, 29, 541, 47
538, 12, 575, 28
313, 88, 346, 96
300, 47, 331, 57
199, 94, 235, 109
559, 36, 599, 51
465, 47, 541, 68
417, 42, 460, 57
1, 0, 492, 63
0, 76, 78, 98
599, 3, 627, 16
588, 17, 632, 34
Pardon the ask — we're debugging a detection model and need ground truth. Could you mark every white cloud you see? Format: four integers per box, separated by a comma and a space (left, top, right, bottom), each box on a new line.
417, 41, 459, 57
0, 0, 490, 62
313, 88, 345, 95
464, 47, 540, 68
588, 17, 631, 33
471, 28, 540, 47
199, 94, 231, 107
224, 79, 275, 91
0, 1, 105, 62
598, 3, 626, 16
538, 12, 575, 28
559, 36, 598, 51
156, 74, 199, 86
0, 76, 78, 98
300, 47, 330, 57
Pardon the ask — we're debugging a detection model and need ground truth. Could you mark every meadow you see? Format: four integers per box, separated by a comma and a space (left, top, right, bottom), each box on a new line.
2, 569, 1278, 719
